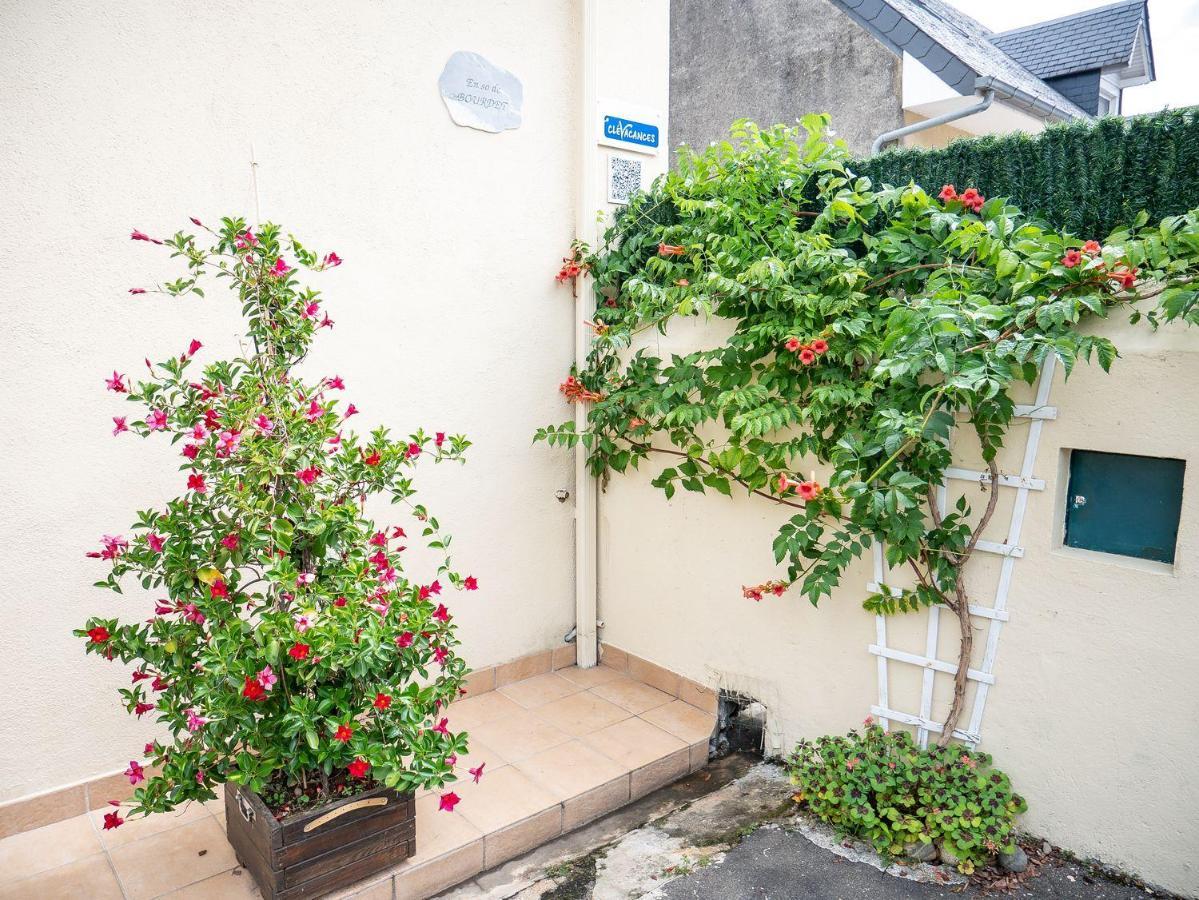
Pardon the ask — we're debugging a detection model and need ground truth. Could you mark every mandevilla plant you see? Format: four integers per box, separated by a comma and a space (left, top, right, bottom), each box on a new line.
539, 117, 1199, 743
787, 721, 1026, 873
79, 219, 481, 830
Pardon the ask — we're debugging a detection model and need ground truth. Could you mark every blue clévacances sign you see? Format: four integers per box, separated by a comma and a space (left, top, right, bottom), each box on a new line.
602, 115, 659, 151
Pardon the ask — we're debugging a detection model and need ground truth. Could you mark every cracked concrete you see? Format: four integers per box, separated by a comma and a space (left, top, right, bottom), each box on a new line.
437, 758, 1173, 900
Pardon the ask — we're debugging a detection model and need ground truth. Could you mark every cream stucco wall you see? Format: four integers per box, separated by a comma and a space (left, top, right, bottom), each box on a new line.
599, 313, 1199, 895
0, 0, 592, 803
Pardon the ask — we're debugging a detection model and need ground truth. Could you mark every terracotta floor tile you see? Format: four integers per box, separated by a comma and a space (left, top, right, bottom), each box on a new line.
108, 814, 238, 900
589, 675, 675, 714
156, 866, 262, 898
410, 793, 484, 864
582, 717, 687, 770
0, 852, 123, 900
91, 796, 212, 848
447, 691, 525, 731
497, 672, 584, 708
512, 740, 630, 802
532, 691, 630, 737
0, 814, 102, 881
639, 700, 716, 745
554, 664, 626, 689
454, 766, 559, 835
466, 708, 571, 762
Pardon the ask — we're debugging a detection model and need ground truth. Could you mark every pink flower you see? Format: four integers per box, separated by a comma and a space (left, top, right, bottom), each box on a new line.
254, 414, 275, 435
433, 646, 449, 667
435, 432, 446, 447
186, 339, 202, 357
187, 473, 207, 493
112, 417, 128, 436
271, 258, 293, 277
1062, 249, 1083, 268
370, 531, 388, 547
191, 422, 209, 441
146, 409, 168, 431
235, 231, 258, 250
146, 532, 165, 553
256, 665, 277, 691
938, 184, 958, 202
406, 442, 421, 458
302, 301, 320, 319
322, 252, 343, 268
439, 792, 460, 812
210, 579, 228, 599
395, 631, 415, 649
106, 371, 127, 393
128, 288, 146, 294
320, 313, 335, 329
326, 375, 345, 390
182, 603, 205, 624
432, 717, 450, 736
124, 760, 145, 785
221, 532, 240, 551
182, 443, 200, 459
463, 576, 478, 591
190, 216, 203, 227
797, 480, 821, 501
295, 466, 321, 485
305, 400, 324, 422
297, 572, 315, 587
215, 429, 242, 457
294, 613, 315, 633
344, 404, 359, 419
432, 603, 450, 623
469, 762, 486, 783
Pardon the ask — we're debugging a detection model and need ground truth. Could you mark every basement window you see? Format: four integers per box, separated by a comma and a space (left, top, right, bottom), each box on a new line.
1063, 450, 1185, 564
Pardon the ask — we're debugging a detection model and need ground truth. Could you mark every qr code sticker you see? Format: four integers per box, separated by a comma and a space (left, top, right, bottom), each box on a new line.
607, 155, 643, 204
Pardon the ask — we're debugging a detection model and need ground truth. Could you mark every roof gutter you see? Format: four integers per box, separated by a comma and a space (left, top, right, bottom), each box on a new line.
973, 75, 1086, 122
870, 89, 994, 156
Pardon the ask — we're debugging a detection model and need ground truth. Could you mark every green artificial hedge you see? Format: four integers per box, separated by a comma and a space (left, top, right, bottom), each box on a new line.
852, 107, 1199, 240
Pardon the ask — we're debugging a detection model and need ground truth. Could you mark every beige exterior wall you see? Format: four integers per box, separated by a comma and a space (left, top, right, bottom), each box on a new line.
0, 0, 590, 803
599, 314, 1199, 895
900, 111, 974, 149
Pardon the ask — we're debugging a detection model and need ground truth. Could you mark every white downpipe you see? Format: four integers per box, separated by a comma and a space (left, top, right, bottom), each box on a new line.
574, 0, 600, 668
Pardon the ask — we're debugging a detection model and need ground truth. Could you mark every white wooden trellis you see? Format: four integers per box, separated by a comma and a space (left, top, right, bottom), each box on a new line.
868, 357, 1058, 748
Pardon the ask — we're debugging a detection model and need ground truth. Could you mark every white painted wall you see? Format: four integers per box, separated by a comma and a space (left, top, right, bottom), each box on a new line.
599, 313, 1199, 895
0, 0, 596, 802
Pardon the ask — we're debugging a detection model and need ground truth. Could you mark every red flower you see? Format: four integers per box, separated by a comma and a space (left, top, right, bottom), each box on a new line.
439, 792, 460, 812
432, 603, 451, 623
435, 432, 446, 447
363, 449, 381, 466
295, 466, 321, 485
469, 762, 486, 783
182, 443, 199, 460
810, 339, 829, 355
221, 533, 240, 551
432, 717, 450, 736
433, 646, 449, 667
334, 724, 354, 743
103, 810, 124, 830
1083, 240, 1102, 255
288, 642, 311, 661
124, 761, 145, 785
105, 371, 127, 393
88, 626, 111, 644
134, 702, 155, 717
938, 184, 958, 201
463, 576, 478, 591
395, 631, 415, 649
1110, 266, 1139, 289
128, 288, 146, 294
187, 339, 203, 357
147, 532, 165, 553
784, 337, 802, 353
348, 758, 370, 779
373, 693, 392, 710
797, 481, 821, 501
209, 579, 228, 600
959, 188, 985, 212
242, 676, 266, 701
187, 473, 207, 494
406, 442, 421, 458
131, 670, 151, 683
271, 258, 293, 277
1062, 249, 1083, 268
322, 252, 343, 268
798, 347, 817, 366
657, 243, 685, 257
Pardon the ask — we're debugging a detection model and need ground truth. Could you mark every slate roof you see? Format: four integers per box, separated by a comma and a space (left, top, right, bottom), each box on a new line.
989, 0, 1151, 81
828, 0, 1156, 122
830, 0, 1088, 120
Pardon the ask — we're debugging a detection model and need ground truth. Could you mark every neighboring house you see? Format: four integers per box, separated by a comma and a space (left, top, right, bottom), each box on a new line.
670, 0, 1156, 156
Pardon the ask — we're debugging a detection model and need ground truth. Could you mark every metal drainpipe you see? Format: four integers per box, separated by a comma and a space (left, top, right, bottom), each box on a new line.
573, 0, 600, 669
870, 89, 994, 156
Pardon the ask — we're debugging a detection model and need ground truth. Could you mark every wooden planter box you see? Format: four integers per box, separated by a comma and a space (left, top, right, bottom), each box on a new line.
224, 783, 415, 900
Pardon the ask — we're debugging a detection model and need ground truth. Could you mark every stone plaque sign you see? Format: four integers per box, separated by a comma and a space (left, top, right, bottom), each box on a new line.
438, 51, 522, 133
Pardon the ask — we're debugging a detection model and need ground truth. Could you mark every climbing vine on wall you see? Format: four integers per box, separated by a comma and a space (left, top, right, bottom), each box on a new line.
537, 117, 1199, 743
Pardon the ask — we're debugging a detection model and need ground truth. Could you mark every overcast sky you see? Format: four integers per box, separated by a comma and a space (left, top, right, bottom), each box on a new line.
946, 0, 1199, 114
